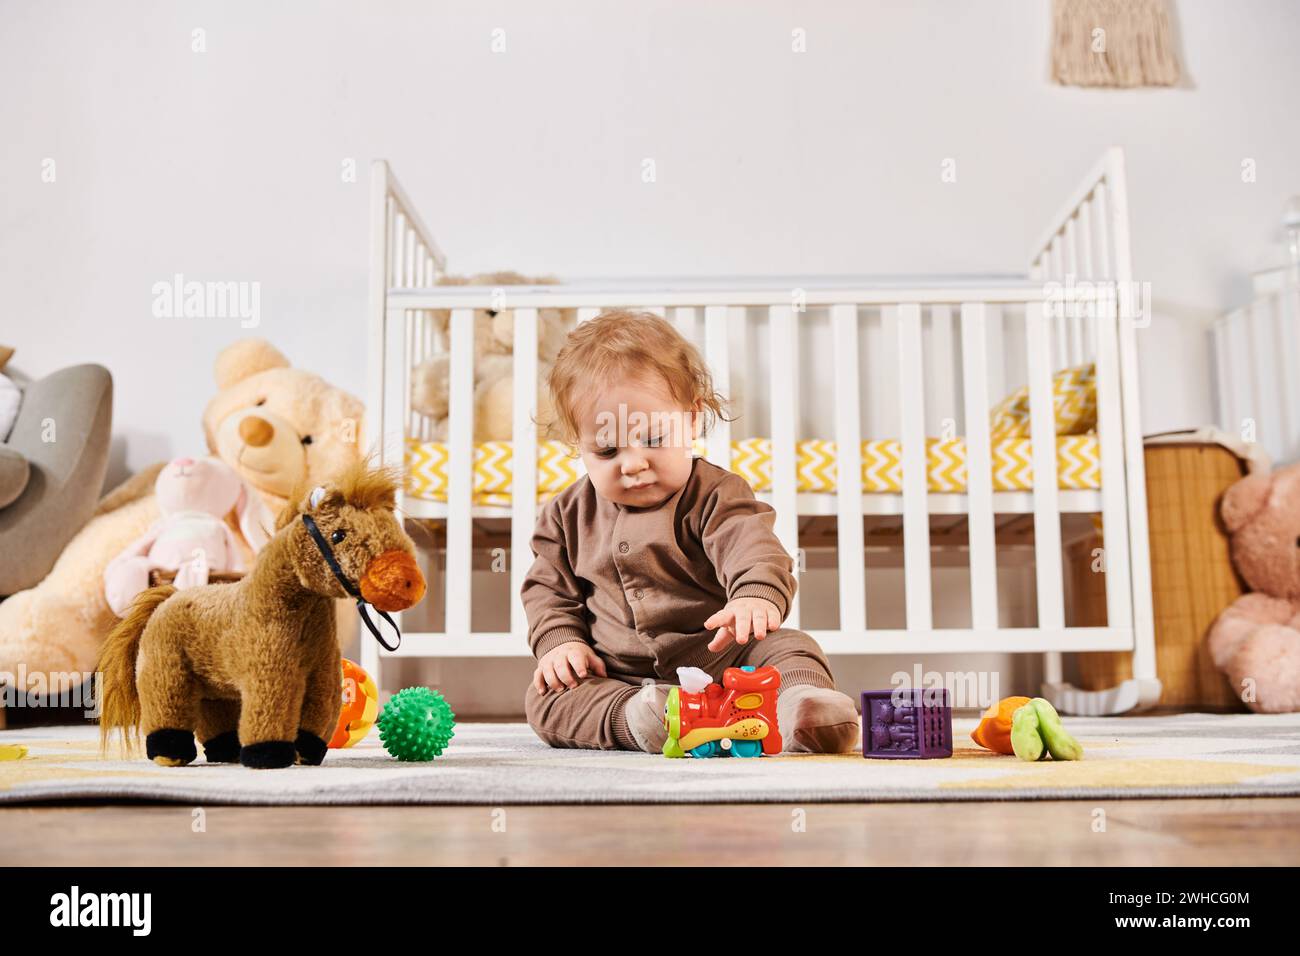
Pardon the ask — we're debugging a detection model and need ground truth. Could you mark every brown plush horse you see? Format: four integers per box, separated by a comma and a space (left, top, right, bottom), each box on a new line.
97, 462, 425, 769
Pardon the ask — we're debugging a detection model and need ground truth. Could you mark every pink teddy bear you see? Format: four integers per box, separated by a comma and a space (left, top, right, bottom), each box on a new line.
103, 456, 274, 618
1206, 462, 1300, 713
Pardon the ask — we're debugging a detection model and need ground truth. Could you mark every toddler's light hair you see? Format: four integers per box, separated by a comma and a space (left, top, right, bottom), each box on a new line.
543, 309, 732, 449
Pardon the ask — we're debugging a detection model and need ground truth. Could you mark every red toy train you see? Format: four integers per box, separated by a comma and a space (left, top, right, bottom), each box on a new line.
662, 665, 782, 758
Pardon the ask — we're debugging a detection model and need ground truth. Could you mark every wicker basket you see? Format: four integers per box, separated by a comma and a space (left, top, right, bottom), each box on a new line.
1076, 435, 1251, 710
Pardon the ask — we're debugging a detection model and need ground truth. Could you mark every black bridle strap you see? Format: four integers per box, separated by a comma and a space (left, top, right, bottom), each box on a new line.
302, 513, 402, 652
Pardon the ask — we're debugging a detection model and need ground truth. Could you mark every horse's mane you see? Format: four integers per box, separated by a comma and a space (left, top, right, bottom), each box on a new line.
331, 460, 401, 512
275, 460, 402, 531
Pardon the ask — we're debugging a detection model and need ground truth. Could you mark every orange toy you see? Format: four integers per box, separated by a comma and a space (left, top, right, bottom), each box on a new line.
970, 696, 1032, 754
329, 659, 379, 748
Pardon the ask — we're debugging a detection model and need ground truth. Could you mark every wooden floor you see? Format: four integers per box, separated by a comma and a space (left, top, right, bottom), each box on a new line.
4, 798, 1299, 865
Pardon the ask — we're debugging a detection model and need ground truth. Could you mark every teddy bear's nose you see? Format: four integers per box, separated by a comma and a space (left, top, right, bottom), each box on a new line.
173, 457, 195, 468
239, 415, 275, 448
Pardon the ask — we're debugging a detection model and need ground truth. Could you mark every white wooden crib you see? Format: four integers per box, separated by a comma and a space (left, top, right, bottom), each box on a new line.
364, 147, 1159, 715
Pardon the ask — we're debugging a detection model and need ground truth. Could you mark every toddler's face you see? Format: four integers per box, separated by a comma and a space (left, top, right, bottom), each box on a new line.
575, 377, 700, 509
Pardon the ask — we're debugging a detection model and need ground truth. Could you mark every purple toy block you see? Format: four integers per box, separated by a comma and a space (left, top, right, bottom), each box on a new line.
861, 688, 953, 759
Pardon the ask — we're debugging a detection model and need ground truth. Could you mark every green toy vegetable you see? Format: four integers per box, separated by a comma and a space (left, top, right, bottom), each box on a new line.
377, 687, 456, 761
1010, 703, 1046, 761
1010, 697, 1083, 762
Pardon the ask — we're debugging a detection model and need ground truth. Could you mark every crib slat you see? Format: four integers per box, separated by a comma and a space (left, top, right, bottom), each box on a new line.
1211, 318, 1233, 432
1050, 236, 1068, 368
1278, 288, 1300, 457
372, 305, 412, 678
1094, 182, 1112, 279
1250, 296, 1282, 455
1025, 301, 1065, 634
739, 310, 760, 430
704, 305, 732, 470
897, 303, 932, 630
831, 304, 866, 634
1066, 216, 1085, 361
674, 306, 699, 346
1227, 310, 1253, 438
568, 309, 595, 483
406, 306, 416, 437
1065, 217, 1079, 277
928, 305, 956, 433
960, 303, 998, 631
446, 307, 475, 638
1095, 290, 1133, 630
413, 306, 425, 369
1055, 320, 1070, 371
385, 197, 396, 287
769, 304, 801, 627
393, 212, 406, 288
510, 308, 540, 641
1078, 199, 1095, 278
985, 305, 1006, 402
383, 309, 410, 482
407, 225, 418, 287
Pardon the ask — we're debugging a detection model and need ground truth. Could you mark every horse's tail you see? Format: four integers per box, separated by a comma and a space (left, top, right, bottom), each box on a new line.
96, 584, 175, 753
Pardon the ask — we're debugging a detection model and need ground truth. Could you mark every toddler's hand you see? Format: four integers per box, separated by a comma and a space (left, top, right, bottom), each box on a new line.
704, 598, 782, 652
533, 641, 608, 694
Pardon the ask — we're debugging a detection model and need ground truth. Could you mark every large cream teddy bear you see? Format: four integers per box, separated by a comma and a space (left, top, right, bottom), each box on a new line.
409, 272, 574, 442
0, 339, 365, 696
1206, 462, 1300, 713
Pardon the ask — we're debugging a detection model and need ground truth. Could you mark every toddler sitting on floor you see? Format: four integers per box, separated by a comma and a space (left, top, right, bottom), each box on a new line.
521, 309, 860, 753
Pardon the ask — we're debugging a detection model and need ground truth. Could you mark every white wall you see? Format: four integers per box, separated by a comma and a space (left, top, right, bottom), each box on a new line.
4, 0, 1299, 475
4, 1, 1298, 712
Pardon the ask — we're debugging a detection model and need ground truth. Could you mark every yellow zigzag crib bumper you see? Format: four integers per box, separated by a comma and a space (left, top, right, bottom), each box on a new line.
404, 434, 1102, 506
404, 362, 1103, 505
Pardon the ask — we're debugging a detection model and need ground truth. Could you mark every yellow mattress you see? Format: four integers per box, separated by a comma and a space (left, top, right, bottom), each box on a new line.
405, 435, 1101, 506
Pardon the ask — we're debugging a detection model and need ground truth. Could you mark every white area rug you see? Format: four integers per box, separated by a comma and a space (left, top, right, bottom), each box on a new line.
4, 714, 1300, 804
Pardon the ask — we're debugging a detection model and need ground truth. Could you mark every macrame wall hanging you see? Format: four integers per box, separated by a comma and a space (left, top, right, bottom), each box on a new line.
1051, 0, 1182, 88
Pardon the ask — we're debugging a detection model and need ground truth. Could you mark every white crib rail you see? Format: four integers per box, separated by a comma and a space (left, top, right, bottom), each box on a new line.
365, 150, 1160, 715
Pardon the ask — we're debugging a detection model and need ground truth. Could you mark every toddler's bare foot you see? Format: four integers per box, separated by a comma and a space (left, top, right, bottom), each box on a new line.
777, 685, 860, 753
624, 682, 672, 753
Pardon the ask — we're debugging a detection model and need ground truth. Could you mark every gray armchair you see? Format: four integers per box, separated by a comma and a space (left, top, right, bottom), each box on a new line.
0, 364, 113, 596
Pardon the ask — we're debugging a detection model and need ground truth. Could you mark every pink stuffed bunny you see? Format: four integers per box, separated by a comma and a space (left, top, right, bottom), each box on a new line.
103, 456, 275, 618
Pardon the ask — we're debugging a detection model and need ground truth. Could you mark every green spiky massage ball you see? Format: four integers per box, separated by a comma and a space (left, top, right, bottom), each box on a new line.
377, 687, 456, 761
